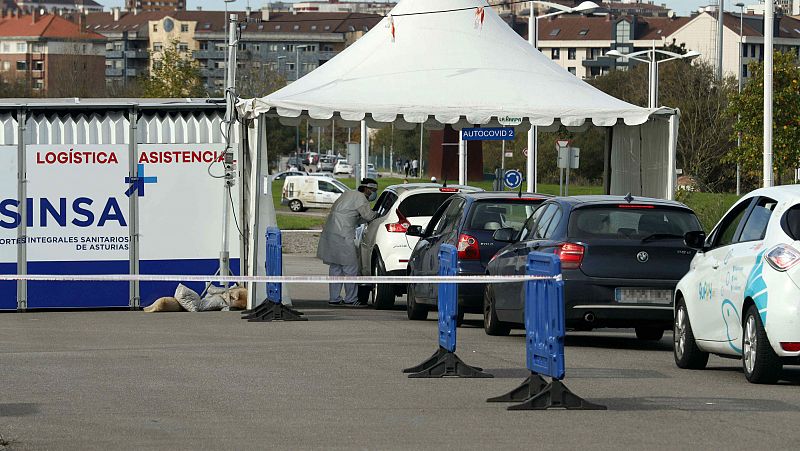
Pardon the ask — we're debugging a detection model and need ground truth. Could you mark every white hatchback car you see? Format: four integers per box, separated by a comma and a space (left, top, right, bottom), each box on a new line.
675, 185, 800, 383
356, 183, 483, 308
334, 159, 352, 175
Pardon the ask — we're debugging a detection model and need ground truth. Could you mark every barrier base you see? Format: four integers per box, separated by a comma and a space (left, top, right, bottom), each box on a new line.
486, 371, 548, 402
241, 300, 307, 322
507, 379, 606, 410
402, 346, 493, 378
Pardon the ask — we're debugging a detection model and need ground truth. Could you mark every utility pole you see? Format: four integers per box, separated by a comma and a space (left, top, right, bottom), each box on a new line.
764, 0, 774, 187
716, 0, 725, 80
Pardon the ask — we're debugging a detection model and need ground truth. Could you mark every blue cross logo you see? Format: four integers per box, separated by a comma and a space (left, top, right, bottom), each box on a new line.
124, 164, 158, 197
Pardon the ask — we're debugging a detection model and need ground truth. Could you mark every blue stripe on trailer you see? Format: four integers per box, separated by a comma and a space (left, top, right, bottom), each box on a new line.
0, 262, 16, 310
27, 260, 130, 309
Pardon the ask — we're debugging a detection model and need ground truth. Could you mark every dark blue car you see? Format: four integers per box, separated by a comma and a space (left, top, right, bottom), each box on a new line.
405, 192, 549, 321
484, 195, 702, 339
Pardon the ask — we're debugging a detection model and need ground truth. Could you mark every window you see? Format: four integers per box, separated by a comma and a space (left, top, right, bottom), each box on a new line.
519, 204, 548, 241
286, 62, 295, 71
275, 25, 281, 30
532, 204, 560, 239
16, 60, 26, 71
285, 44, 294, 52
616, 20, 631, 44
200, 42, 209, 50
153, 42, 163, 52
568, 67, 576, 75
567, 48, 576, 60
268, 44, 279, 51
153, 23, 158, 32
181, 24, 189, 32
16, 43, 25, 52
398, 193, 457, 218
293, 25, 300, 30
113, 42, 123, 52
579, 29, 589, 36
33, 79, 43, 90
739, 198, 777, 242
1, 61, 9, 71
433, 199, 465, 235
742, 64, 748, 78
467, 201, 540, 233
178, 43, 189, 52
1, 43, 9, 52
549, 28, 560, 36
711, 201, 752, 248
32, 61, 43, 71
106, 42, 115, 51
551, 48, 560, 59
568, 207, 701, 240
311, 25, 317, 31
318, 181, 341, 193
153, 61, 162, 70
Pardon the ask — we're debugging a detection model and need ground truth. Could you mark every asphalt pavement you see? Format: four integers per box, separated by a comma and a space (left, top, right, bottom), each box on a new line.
1, 254, 800, 450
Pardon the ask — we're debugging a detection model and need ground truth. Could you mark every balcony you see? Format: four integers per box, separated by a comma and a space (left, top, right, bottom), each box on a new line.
200, 68, 225, 78
29, 52, 45, 61
31, 70, 43, 79
125, 49, 149, 59
125, 68, 138, 77
193, 50, 225, 60
106, 50, 124, 59
105, 68, 123, 77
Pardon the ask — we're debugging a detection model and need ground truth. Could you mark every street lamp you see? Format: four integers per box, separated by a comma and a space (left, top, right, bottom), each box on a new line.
526, 1, 600, 193
606, 45, 701, 108
736, 2, 745, 195
293, 45, 310, 152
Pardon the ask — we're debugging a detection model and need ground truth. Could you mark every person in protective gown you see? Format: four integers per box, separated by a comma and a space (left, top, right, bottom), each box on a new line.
317, 178, 379, 306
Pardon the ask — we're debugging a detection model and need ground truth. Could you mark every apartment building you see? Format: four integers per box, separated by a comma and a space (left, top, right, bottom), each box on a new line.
126, 0, 185, 13
291, 1, 396, 15
13, 0, 103, 14
80, 8, 382, 94
670, 11, 800, 81
0, 12, 105, 95
532, 14, 689, 78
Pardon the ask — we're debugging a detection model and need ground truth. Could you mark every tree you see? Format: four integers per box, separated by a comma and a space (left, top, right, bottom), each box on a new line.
727, 50, 800, 184
140, 40, 206, 98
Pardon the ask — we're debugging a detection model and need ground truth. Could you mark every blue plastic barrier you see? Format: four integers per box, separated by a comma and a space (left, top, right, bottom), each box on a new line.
266, 226, 282, 304
488, 251, 604, 409
438, 244, 458, 353
241, 226, 305, 322
402, 244, 491, 378
525, 252, 565, 380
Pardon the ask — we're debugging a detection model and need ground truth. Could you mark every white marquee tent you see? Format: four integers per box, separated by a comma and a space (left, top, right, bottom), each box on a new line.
236, 0, 679, 304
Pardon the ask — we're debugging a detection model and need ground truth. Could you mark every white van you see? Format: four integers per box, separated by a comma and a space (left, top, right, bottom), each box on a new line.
281, 175, 350, 212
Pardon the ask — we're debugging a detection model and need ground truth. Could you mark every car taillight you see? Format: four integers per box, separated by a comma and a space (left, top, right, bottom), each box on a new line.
781, 342, 800, 352
556, 242, 585, 270
765, 244, 800, 271
385, 209, 411, 233
457, 234, 480, 260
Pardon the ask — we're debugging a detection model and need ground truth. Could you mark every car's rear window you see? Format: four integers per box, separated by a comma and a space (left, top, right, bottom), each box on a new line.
782, 204, 800, 240
398, 193, 456, 217
568, 206, 701, 239
467, 200, 543, 232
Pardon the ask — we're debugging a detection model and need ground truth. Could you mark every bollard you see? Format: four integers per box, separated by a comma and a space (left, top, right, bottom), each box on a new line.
402, 244, 492, 378
241, 227, 306, 322
488, 252, 604, 410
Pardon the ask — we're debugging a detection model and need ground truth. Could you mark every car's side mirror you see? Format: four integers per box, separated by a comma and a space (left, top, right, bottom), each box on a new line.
406, 225, 424, 237
684, 230, 707, 250
493, 227, 516, 243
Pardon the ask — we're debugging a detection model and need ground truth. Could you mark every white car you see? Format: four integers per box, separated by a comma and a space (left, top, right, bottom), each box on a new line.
675, 185, 800, 383
334, 159, 352, 175
281, 175, 349, 212
356, 183, 483, 308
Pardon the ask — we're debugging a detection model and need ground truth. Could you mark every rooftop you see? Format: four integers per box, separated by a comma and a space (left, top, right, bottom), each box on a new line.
0, 13, 104, 39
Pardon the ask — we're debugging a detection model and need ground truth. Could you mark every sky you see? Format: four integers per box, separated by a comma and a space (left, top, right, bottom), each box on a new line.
101, 1, 727, 17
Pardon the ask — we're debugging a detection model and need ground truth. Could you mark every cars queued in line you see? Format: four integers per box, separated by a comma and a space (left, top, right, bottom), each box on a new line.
356, 183, 483, 308
674, 185, 800, 383
405, 192, 549, 321
483, 196, 702, 340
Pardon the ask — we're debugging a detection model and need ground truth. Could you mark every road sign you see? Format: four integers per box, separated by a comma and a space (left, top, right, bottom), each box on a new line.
461, 127, 515, 141
497, 115, 523, 126
503, 169, 523, 189
556, 139, 571, 149
522, 148, 528, 157
504, 152, 514, 157
557, 147, 580, 169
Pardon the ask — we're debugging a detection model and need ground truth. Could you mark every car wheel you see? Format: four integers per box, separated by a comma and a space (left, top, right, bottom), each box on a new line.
483, 285, 511, 336
372, 255, 395, 310
635, 326, 665, 341
673, 300, 709, 370
742, 304, 782, 384
406, 284, 428, 320
288, 199, 304, 212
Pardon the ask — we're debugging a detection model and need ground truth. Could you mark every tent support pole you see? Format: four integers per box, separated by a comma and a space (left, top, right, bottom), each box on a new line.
603, 126, 612, 195
458, 131, 466, 185
360, 120, 367, 180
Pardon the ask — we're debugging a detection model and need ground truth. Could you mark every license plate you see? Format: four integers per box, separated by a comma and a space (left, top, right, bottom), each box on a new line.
615, 288, 673, 304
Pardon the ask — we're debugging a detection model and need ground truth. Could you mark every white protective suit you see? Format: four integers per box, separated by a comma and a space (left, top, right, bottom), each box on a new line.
317, 189, 378, 266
